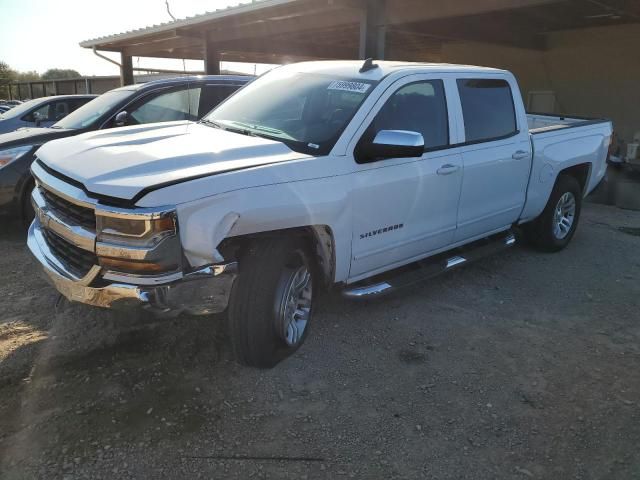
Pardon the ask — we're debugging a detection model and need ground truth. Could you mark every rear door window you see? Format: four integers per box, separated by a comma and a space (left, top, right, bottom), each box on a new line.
457, 79, 517, 143
198, 84, 243, 117
51, 100, 71, 121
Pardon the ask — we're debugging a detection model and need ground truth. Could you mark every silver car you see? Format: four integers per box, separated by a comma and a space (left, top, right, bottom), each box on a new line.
0, 95, 96, 134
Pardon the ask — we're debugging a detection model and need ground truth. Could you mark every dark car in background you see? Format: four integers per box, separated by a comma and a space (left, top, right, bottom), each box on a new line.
0, 95, 96, 134
0, 75, 252, 221
0, 100, 24, 107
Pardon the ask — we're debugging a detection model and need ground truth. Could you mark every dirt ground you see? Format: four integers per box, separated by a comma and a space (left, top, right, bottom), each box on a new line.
0, 203, 639, 480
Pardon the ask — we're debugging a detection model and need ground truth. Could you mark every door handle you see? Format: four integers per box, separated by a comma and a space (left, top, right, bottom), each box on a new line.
512, 150, 530, 160
437, 164, 460, 176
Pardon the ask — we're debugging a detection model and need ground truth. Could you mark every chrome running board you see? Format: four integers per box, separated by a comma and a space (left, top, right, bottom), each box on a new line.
342, 231, 516, 299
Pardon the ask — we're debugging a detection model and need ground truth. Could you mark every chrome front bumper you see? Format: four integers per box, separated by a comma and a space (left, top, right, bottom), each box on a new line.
28, 221, 237, 316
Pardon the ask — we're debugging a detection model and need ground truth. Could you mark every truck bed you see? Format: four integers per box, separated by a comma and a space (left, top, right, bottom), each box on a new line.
519, 114, 612, 224
527, 113, 608, 134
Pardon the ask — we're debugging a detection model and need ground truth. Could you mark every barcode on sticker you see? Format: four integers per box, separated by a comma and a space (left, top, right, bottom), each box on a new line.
328, 81, 371, 94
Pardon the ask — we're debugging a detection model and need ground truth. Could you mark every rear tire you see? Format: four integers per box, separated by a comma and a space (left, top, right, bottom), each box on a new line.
227, 237, 315, 368
524, 174, 582, 252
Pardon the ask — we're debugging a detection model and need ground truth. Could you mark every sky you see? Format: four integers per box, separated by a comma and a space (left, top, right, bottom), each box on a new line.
0, 0, 275, 76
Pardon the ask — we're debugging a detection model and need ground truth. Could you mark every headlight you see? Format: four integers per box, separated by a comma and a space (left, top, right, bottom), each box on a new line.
0, 145, 34, 169
96, 210, 181, 276
96, 214, 176, 247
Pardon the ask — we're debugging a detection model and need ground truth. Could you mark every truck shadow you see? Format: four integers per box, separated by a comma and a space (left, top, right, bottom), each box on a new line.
0, 302, 233, 469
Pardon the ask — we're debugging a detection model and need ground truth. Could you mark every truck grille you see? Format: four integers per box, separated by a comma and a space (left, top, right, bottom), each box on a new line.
42, 229, 98, 278
40, 187, 96, 230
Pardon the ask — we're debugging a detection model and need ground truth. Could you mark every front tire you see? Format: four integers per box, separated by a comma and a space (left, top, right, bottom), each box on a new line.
227, 237, 315, 368
21, 179, 36, 228
524, 174, 582, 252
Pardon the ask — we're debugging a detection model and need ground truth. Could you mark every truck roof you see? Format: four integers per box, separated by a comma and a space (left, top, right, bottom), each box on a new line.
285, 60, 507, 80
111, 75, 254, 93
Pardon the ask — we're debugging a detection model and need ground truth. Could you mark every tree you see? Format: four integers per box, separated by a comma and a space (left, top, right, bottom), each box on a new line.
42, 68, 81, 80
0, 61, 15, 98
14, 70, 40, 82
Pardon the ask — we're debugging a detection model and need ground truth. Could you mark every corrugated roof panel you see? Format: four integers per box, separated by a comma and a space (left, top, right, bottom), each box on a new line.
79, 0, 300, 48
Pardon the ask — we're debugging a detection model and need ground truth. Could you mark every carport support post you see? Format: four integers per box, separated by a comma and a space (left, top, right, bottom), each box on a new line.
203, 35, 221, 75
359, 0, 386, 60
120, 52, 134, 86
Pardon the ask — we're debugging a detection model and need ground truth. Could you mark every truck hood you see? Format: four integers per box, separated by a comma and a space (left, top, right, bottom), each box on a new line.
36, 121, 308, 202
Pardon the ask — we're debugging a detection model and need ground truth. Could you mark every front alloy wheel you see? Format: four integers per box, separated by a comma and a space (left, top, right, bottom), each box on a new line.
276, 265, 313, 347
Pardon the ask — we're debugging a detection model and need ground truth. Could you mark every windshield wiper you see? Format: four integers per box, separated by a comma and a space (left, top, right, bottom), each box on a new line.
202, 119, 256, 137
200, 119, 223, 129
229, 121, 296, 141
252, 124, 289, 137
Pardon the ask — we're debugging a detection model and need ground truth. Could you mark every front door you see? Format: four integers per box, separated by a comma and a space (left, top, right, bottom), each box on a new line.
349, 76, 463, 280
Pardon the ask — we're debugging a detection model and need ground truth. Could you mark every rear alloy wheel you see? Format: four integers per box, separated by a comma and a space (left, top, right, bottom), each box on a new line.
524, 174, 582, 252
552, 192, 577, 240
227, 237, 316, 368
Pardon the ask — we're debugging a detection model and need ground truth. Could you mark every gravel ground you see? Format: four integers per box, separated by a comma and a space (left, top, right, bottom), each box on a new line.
1, 203, 639, 479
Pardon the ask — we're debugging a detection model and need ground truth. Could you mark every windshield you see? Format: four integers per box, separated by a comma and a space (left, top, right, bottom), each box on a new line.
53, 89, 133, 129
0, 98, 46, 120
203, 70, 378, 155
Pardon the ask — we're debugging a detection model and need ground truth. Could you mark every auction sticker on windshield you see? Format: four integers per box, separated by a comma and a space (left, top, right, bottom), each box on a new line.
328, 81, 371, 94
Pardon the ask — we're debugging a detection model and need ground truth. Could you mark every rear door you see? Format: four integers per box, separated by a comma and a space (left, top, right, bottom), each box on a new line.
452, 75, 532, 242
348, 74, 463, 280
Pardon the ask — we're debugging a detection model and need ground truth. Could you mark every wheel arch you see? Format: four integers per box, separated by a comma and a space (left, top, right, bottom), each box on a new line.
558, 163, 591, 194
218, 225, 337, 289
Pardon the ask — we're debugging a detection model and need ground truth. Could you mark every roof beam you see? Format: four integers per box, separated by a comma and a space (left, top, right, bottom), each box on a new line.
221, 51, 318, 64
385, 0, 563, 25
393, 16, 546, 50
218, 38, 358, 59
122, 36, 202, 57
206, 7, 362, 43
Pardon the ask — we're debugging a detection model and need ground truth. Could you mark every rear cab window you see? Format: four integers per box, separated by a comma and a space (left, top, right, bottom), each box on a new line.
457, 78, 517, 143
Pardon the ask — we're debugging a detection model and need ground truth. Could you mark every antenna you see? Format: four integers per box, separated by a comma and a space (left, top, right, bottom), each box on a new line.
165, 0, 176, 20
359, 58, 379, 73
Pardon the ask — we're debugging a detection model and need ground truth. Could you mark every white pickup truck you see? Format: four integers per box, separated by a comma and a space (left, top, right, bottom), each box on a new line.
28, 61, 612, 367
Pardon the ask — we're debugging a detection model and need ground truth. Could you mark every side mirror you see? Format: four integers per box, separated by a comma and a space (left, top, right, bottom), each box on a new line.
357, 130, 425, 163
114, 111, 128, 127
